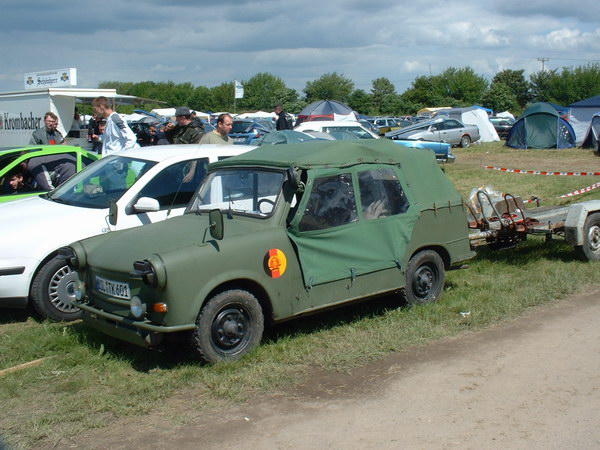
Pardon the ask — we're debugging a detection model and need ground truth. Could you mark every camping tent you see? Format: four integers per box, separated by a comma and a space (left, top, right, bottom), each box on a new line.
580, 113, 600, 150
569, 95, 600, 146
435, 107, 499, 142
295, 100, 357, 125
506, 102, 576, 149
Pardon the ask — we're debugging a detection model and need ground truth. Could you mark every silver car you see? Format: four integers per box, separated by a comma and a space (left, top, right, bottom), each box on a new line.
385, 118, 480, 147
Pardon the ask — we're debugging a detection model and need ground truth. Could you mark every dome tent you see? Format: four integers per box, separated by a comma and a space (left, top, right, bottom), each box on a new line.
506, 102, 576, 149
295, 100, 357, 126
569, 95, 600, 146
580, 113, 600, 150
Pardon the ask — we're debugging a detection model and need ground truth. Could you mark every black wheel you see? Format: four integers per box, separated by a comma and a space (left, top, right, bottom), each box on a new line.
192, 290, 264, 363
460, 135, 471, 148
575, 213, 600, 261
30, 256, 82, 321
403, 250, 445, 305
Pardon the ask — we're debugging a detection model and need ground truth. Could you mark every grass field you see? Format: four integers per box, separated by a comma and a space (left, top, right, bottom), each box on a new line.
2, 142, 600, 448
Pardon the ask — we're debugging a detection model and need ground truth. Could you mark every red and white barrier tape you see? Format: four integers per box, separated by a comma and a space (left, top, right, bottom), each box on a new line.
482, 165, 600, 200
483, 165, 600, 176
559, 182, 600, 198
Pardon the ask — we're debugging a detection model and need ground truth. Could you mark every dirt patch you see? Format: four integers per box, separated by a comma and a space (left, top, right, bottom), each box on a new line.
47, 287, 600, 449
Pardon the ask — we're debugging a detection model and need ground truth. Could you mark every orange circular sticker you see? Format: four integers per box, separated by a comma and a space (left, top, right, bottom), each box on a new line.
266, 248, 287, 278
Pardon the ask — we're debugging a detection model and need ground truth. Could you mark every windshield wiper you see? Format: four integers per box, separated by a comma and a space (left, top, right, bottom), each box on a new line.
48, 197, 72, 205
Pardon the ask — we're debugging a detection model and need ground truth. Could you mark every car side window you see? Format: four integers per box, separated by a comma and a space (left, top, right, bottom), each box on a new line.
358, 168, 409, 220
298, 173, 357, 231
82, 155, 97, 167
445, 120, 461, 129
136, 158, 209, 209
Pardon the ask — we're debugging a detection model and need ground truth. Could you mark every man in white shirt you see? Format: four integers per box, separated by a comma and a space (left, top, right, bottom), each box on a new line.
91, 96, 138, 156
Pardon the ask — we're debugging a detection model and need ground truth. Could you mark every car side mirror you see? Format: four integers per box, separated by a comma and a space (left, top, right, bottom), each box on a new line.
133, 197, 160, 213
108, 201, 118, 226
209, 209, 224, 240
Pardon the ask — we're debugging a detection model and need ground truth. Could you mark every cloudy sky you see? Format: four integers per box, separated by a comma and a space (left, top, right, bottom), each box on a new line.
1, 0, 599, 95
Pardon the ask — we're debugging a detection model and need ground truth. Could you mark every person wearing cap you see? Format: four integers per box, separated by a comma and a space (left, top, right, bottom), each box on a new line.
164, 106, 204, 145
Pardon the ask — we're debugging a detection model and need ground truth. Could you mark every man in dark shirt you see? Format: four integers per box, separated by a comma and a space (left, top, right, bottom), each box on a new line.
22, 154, 76, 190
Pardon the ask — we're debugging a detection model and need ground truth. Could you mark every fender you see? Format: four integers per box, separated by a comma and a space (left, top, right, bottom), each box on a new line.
565, 200, 600, 246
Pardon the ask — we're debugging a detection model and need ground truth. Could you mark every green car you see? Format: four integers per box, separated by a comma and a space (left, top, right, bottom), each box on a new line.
0, 145, 99, 202
64, 140, 474, 363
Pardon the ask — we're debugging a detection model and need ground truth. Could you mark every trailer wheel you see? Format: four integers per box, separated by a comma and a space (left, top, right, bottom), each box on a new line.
403, 250, 445, 305
575, 213, 600, 261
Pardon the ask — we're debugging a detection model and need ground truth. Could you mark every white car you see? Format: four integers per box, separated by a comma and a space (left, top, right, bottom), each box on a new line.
294, 120, 380, 140
0, 144, 255, 321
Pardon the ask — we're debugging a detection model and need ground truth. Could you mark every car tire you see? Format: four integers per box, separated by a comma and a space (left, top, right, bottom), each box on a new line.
192, 289, 264, 364
403, 250, 445, 305
575, 213, 600, 261
460, 135, 471, 148
30, 256, 82, 321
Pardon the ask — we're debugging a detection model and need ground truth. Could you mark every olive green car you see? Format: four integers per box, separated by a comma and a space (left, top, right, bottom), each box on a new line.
64, 140, 474, 363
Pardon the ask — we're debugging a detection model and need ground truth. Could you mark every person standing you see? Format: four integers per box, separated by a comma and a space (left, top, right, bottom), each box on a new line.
274, 104, 293, 130
91, 96, 138, 156
199, 113, 233, 144
30, 112, 64, 145
164, 107, 204, 144
190, 111, 206, 130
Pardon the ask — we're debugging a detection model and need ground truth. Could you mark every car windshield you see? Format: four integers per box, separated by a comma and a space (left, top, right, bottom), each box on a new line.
322, 126, 375, 139
47, 155, 157, 209
188, 168, 284, 217
231, 121, 254, 133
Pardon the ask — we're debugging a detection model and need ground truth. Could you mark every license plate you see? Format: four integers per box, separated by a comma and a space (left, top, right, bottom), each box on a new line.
95, 275, 131, 299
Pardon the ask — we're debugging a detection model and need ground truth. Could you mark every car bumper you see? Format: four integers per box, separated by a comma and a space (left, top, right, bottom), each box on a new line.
78, 302, 196, 347
0, 257, 38, 306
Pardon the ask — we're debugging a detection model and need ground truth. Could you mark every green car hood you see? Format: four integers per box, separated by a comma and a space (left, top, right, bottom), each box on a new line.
80, 213, 271, 273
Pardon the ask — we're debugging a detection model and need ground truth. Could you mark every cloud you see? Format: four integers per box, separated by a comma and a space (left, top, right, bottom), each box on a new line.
0, 0, 598, 94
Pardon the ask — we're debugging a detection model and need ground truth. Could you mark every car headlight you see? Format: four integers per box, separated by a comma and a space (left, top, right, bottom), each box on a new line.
58, 243, 87, 271
131, 255, 166, 290
130, 296, 146, 319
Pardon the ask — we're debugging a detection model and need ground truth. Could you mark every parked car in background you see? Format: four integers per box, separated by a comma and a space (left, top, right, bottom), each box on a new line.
391, 139, 455, 163
359, 119, 380, 135
230, 119, 276, 145
489, 116, 515, 140
385, 118, 480, 147
0, 145, 99, 203
295, 120, 379, 139
0, 144, 255, 321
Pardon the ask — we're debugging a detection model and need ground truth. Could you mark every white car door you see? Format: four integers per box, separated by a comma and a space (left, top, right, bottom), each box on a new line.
114, 157, 210, 230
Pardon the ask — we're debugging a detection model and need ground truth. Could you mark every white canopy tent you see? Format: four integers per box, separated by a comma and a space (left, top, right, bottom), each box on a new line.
435, 107, 500, 142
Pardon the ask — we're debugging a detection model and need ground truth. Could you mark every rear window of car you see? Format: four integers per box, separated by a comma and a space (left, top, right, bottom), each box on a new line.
231, 121, 253, 133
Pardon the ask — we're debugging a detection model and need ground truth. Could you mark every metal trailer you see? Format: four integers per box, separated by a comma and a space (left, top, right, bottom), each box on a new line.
468, 190, 600, 261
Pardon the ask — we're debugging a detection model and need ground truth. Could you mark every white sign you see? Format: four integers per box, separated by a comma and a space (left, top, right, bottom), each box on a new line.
234, 80, 244, 99
24, 68, 77, 89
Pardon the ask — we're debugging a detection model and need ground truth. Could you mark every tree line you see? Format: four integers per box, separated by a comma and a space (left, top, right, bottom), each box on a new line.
99, 64, 600, 117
